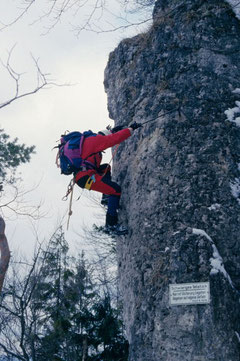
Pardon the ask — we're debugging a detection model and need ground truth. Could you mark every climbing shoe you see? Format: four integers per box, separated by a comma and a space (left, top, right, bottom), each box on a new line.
105, 224, 128, 236
92, 213, 128, 236
93, 224, 128, 237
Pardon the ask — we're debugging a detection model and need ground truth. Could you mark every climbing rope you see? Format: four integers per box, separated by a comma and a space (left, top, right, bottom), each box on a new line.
120, 107, 180, 129
140, 107, 180, 125
67, 181, 74, 230
62, 178, 75, 230
62, 178, 75, 202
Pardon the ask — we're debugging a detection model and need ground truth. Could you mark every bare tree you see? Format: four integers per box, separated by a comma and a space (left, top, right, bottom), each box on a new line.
0, 244, 43, 360
0, 216, 10, 294
0, 44, 63, 110
0, 42, 69, 218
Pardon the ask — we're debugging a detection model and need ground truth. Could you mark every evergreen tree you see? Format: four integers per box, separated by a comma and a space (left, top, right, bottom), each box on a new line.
0, 129, 35, 186
91, 295, 128, 361
0, 229, 128, 361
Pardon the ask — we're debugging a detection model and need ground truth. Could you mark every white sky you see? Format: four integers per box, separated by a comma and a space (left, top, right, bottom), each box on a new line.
0, 1, 152, 258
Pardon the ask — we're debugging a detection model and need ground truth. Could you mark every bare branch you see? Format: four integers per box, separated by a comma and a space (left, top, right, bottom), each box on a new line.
3, 0, 239, 38
0, 0, 153, 35
0, 45, 66, 110
73, 16, 151, 35
0, 0, 35, 31
0, 341, 26, 361
0, 182, 46, 221
0, 303, 19, 318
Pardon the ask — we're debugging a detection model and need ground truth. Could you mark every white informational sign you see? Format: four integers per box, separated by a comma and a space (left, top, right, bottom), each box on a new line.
169, 282, 210, 306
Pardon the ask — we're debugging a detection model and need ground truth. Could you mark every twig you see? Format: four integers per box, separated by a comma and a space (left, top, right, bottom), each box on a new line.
0, 45, 68, 110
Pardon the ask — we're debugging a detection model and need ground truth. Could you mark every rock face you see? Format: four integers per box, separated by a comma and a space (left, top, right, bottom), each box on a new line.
104, 1, 240, 360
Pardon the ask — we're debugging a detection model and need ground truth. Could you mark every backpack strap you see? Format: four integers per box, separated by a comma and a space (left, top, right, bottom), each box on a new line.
56, 130, 98, 175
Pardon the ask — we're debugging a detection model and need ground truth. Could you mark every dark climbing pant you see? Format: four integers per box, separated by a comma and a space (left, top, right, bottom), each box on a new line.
75, 165, 121, 219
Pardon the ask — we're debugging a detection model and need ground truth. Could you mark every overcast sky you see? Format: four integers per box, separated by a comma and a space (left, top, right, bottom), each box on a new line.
0, 1, 152, 258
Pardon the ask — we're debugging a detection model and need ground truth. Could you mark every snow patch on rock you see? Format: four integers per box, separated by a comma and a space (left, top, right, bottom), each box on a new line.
192, 228, 234, 288
208, 203, 221, 211
230, 178, 240, 205
224, 100, 240, 126
232, 88, 240, 94
235, 331, 240, 343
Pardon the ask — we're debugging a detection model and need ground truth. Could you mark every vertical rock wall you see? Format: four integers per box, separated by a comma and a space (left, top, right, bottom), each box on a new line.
104, 1, 240, 360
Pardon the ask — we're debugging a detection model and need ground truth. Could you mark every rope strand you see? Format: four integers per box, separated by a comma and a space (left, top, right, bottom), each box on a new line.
66, 179, 75, 230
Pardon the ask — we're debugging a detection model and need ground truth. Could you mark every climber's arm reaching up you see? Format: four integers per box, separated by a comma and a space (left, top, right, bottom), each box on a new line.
82, 128, 132, 159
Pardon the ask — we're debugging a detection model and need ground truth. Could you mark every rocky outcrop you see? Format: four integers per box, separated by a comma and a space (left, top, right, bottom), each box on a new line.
104, 0, 240, 360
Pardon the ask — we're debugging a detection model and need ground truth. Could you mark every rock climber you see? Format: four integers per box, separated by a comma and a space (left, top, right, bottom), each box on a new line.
74, 122, 141, 234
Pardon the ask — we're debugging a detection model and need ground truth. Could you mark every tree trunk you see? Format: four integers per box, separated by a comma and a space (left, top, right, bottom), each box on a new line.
0, 216, 10, 293
82, 335, 88, 361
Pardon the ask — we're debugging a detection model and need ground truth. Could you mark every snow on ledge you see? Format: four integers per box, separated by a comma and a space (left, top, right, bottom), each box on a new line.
224, 100, 240, 127
230, 178, 240, 205
225, 0, 240, 19
232, 88, 240, 95
208, 203, 221, 211
192, 228, 234, 288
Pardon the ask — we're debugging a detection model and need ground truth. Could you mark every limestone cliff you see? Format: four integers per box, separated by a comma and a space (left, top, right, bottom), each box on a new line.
104, 1, 240, 360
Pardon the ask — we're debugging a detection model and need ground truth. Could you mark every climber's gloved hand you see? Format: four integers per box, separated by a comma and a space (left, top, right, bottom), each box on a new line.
130, 122, 142, 131
111, 125, 125, 133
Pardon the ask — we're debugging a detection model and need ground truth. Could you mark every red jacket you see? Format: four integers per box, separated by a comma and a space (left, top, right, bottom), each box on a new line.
81, 128, 131, 169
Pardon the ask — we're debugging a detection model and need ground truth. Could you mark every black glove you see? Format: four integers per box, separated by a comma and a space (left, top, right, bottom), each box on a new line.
130, 122, 142, 131
111, 125, 125, 133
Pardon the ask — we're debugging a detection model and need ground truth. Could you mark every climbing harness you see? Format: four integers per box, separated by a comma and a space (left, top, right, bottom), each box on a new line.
85, 175, 96, 190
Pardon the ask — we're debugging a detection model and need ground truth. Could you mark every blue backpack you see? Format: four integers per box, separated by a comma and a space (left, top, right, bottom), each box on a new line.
58, 131, 96, 175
